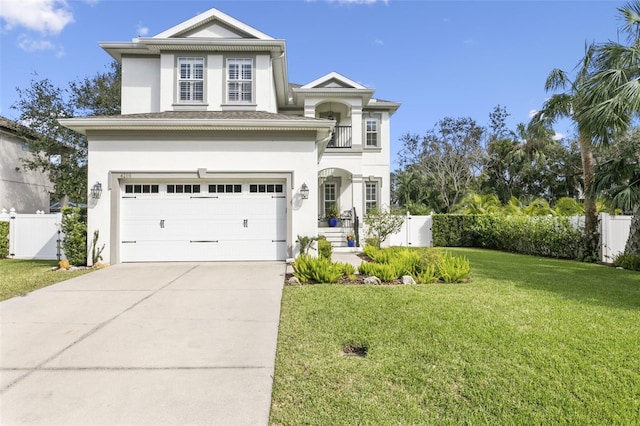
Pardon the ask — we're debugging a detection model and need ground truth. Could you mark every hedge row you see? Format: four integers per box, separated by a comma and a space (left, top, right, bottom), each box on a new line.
0, 221, 9, 258
432, 214, 582, 259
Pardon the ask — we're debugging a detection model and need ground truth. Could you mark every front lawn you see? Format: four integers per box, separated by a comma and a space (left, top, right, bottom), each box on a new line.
270, 248, 640, 424
0, 259, 93, 301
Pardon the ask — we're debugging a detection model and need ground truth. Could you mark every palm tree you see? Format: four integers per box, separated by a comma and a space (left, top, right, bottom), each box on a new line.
580, 2, 640, 145
532, 46, 599, 259
453, 193, 503, 215
592, 131, 640, 254
581, 1, 640, 254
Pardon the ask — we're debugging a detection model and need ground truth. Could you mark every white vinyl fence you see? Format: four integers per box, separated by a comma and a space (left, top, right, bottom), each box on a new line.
599, 213, 631, 262
387, 212, 631, 264
0, 208, 63, 260
387, 212, 433, 247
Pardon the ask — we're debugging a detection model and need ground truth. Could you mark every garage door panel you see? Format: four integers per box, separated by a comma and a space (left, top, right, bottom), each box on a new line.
120, 182, 287, 262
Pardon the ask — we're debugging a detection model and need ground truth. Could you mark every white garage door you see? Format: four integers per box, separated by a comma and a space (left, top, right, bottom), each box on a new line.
120, 182, 287, 262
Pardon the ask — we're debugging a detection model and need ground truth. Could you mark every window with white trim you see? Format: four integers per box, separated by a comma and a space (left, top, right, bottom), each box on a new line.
227, 58, 253, 103
324, 182, 337, 216
365, 181, 378, 213
178, 57, 204, 103
365, 117, 379, 147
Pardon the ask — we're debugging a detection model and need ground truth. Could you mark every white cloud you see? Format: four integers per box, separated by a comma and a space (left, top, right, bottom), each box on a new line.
374, 39, 384, 46
0, 0, 74, 35
528, 109, 538, 119
552, 132, 565, 141
17, 34, 53, 51
17, 33, 65, 56
136, 23, 149, 36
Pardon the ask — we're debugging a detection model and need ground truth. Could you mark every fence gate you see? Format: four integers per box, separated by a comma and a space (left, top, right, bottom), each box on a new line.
0, 209, 62, 260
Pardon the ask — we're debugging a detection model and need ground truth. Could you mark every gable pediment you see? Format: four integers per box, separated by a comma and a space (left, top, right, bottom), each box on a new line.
153, 8, 274, 40
301, 72, 367, 90
177, 19, 256, 39
316, 78, 355, 89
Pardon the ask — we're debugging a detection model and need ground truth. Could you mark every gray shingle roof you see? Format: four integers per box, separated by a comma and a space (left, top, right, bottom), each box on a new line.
89, 110, 320, 121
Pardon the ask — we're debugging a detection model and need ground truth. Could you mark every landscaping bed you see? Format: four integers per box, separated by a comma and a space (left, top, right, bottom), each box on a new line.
287, 246, 471, 285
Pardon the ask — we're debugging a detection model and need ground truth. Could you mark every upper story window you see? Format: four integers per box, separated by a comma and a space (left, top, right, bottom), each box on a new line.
178, 57, 204, 103
227, 58, 253, 103
365, 116, 379, 147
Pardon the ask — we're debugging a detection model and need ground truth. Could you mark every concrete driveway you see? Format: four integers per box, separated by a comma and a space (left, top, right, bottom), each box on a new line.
0, 262, 286, 426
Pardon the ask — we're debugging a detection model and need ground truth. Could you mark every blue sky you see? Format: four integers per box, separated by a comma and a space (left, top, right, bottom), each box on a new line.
0, 0, 627, 168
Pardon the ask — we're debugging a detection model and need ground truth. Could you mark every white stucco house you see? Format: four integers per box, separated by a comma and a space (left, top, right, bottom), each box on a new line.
0, 116, 53, 213
60, 8, 399, 264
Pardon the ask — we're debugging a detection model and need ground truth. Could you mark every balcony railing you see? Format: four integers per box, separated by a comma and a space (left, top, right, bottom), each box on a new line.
327, 126, 352, 149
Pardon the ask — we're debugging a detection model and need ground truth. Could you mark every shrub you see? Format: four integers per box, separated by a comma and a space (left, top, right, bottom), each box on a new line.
432, 214, 483, 247
554, 197, 584, 216
613, 253, 640, 271
60, 207, 87, 266
364, 207, 405, 248
317, 236, 332, 260
0, 221, 9, 258
437, 252, 471, 283
292, 254, 343, 284
433, 214, 582, 260
335, 262, 356, 281
358, 262, 399, 282
364, 237, 381, 249
416, 264, 438, 284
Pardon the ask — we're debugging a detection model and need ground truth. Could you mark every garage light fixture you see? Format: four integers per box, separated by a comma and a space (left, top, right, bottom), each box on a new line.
300, 183, 309, 199
90, 182, 103, 200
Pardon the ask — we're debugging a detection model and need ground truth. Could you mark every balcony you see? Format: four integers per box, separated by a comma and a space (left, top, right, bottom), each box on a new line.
327, 126, 352, 149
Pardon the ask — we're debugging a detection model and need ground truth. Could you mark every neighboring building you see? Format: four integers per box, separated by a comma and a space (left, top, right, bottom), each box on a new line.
60, 8, 399, 263
0, 116, 53, 213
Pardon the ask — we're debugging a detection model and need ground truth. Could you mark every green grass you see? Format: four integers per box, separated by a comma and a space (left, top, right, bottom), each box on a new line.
270, 248, 640, 425
0, 259, 93, 301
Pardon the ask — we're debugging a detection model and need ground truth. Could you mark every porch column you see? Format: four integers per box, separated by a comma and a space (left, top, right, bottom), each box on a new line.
351, 106, 362, 150
352, 173, 364, 223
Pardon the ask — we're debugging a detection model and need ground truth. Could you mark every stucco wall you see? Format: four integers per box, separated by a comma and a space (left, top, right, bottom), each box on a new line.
121, 56, 161, 114
124, 53, 277, 114
86, 130, 318, 263
0, 133, 52, 213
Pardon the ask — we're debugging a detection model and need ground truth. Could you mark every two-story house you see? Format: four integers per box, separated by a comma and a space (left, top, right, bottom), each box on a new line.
0, 116, 53, 213
61, 8, 399, 264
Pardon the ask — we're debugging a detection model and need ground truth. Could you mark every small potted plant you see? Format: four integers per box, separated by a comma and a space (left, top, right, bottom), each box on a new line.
325, 204, 340, 227
346, 233, 355, 247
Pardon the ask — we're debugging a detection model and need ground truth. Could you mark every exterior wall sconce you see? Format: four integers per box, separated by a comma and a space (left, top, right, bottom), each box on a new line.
90, 182, 103, 200
300, 183, 309, 199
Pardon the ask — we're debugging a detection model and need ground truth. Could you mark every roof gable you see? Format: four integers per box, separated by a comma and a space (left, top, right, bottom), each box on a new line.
153, 8, 274, 40
301, 72, 367, 90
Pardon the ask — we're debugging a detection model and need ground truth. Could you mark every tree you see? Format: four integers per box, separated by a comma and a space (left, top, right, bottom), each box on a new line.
364, 207, 405, 248
532, 47, 600, 260
592, 130, 640, 253
398, 117, 485, 213
12, 77, 88, 204
481, 109, 575, 204
453, 193, 503, 214
11, 62, 121, 204
581, 1, 640, 254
